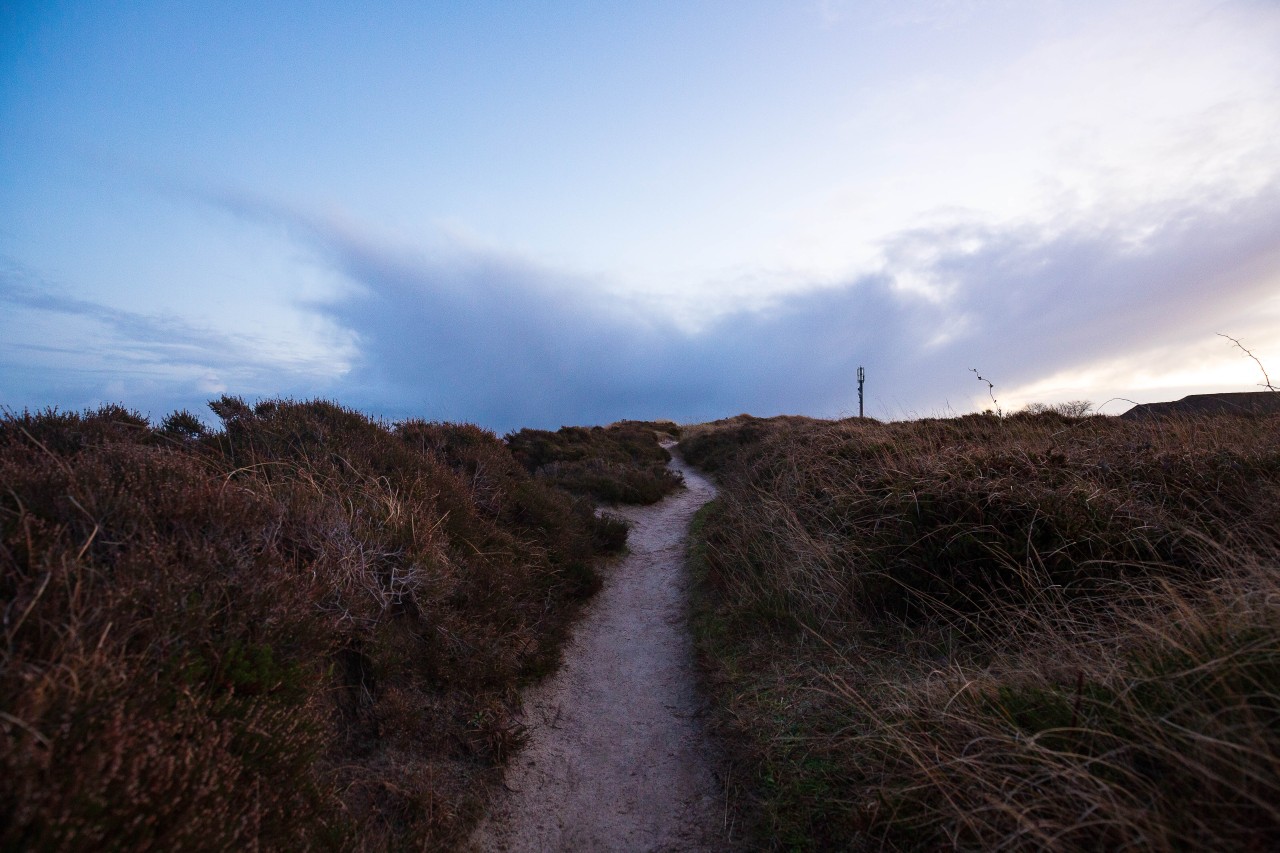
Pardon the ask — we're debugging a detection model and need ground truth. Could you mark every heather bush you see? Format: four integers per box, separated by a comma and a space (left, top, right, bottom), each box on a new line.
1, 399, 616, 849
505, 420, 683, 504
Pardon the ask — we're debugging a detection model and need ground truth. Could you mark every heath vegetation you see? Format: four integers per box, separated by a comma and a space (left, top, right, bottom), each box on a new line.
0, 398, 657, 850
9, 390, 1276, 851
505, 420, 683, 505
683, 408, 1280, 850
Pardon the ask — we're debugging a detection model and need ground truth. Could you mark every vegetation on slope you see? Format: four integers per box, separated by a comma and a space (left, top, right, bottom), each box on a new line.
683, 410, 1280, 850
505, 420, 683, 505
1, 398, 629, 850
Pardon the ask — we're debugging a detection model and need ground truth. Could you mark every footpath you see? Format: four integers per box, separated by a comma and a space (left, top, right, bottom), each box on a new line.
469, 451, 728, 852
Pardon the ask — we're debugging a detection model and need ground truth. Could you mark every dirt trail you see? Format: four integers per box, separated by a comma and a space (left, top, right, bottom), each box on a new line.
469, 450, 727, 852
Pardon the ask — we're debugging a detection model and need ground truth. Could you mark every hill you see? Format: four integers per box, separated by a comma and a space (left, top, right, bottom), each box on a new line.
683, 410, 1280, 850
0, 398, 669, 849
1122, 390, 1280, 419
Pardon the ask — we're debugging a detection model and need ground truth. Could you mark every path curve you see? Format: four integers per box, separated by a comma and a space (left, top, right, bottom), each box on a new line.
469, 450, 726, 852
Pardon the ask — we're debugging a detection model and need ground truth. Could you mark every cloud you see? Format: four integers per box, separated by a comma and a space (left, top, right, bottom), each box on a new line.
0, 261, 353, 419
217, 180, 1280, 430
912, 188, 1280, 371
8, 180, 1278, 431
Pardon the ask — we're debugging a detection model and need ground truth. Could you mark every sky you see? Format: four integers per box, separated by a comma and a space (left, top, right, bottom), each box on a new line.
2, 0, 1279, 432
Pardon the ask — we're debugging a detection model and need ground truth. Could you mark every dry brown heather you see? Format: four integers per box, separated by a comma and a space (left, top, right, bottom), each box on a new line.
681, 410, 1280, 851
505, 420, 684, 505
0, 398, 634, 850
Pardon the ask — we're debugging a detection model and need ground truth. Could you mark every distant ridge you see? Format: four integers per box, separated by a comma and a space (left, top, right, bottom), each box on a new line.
1122, 391, 1280, 419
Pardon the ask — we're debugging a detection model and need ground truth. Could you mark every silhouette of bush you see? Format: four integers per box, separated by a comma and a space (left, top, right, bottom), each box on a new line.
157, 408, 209, 440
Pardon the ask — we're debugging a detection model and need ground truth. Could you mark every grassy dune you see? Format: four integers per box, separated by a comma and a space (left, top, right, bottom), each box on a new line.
0, 399, 661, 850
683, 411, 1280, 850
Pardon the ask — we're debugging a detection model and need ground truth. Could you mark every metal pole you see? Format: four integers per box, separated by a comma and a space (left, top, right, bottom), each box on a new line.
858, 366, 865, 418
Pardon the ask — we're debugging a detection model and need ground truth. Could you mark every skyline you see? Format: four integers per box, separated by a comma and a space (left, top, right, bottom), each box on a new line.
3, 1, 1279, 431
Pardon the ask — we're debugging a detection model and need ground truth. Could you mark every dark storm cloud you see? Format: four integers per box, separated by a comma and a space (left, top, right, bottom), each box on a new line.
258, 211, 912, 430
246, 181, 1277, 430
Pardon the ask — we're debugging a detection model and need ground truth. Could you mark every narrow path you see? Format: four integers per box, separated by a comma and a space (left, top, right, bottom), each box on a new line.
469, 450, 726, 852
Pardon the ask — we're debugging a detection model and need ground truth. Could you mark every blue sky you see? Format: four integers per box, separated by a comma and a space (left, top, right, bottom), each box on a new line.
3, 0, 1279, 431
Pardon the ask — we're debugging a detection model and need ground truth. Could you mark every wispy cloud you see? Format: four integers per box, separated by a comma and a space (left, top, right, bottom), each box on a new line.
0, 260, 354, 417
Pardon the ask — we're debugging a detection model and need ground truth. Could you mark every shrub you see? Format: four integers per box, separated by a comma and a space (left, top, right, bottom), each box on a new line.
1020, 399, 1094, 417
505, 420, 683, 504
1, 399, 616, 849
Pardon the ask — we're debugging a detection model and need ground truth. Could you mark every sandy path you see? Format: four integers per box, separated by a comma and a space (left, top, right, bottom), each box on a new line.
468, 450, 727, 852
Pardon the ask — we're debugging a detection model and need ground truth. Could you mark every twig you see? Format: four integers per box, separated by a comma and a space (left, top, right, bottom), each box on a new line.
1094, 397, 1141, 414
1218, 333, 1276, 391
971, 368, 1001, 416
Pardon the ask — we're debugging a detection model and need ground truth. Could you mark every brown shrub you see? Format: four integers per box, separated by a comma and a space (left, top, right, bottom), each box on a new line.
505, 421, 683, 504
1, 399, 614, 849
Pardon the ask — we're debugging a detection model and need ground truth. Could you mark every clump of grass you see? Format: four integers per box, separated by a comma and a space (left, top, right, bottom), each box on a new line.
1, 398, 619, 849
505, 419, 683, 504
684, 410, 1280, 850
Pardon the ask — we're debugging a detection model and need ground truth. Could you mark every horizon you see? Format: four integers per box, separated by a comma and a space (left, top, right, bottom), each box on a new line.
4, 1, 1279, 433
14, 387, 1280, 438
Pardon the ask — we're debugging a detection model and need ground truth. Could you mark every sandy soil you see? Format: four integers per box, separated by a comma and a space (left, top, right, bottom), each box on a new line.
468, 450, 729, 852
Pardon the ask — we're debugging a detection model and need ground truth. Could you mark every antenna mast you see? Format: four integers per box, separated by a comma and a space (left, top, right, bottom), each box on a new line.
857, 366, 865, 418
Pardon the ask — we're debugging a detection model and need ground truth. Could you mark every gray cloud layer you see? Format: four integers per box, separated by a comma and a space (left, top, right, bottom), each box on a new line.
295, 183, 1280, 429
4, 184, 1279, 431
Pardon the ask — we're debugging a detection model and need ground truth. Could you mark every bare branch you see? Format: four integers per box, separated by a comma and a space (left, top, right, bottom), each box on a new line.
970, 368, 1001, 416
1218, 333, 1276, 391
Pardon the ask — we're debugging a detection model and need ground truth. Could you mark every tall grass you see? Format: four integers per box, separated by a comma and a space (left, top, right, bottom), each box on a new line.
1, 398, 623, 850
684, 411, 1280, 850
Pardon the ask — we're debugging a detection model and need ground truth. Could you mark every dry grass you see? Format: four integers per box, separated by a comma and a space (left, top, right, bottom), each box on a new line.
1, 398, 625, 850
684, 411, 1280, 850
